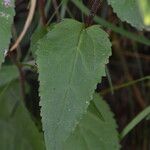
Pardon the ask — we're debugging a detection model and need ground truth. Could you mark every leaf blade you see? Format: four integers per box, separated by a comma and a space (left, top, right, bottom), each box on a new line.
0, 81, 45, 150
107, 0, 150, 30
36, 19, 112, 150
0, 0, 15, 67
64, 94, 120, 150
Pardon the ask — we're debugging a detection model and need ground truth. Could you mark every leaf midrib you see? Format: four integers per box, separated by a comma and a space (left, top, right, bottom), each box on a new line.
52, 26, 84, 146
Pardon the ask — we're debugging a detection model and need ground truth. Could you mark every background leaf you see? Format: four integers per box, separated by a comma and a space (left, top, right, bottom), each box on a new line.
107, 0, 150, 30
64, 94, 120, 150
36, 19, 111, 150
0, 0, 15, 67
0, 65, 18, 87
0, 81, 45, 150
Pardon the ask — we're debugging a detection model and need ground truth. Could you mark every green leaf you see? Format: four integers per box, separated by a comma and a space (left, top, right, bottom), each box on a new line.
0, 81, 45, 150
36, 19, 111, 150
64, 94, 120, 150
107, 0, 150, 30
0, 65, 18, 87
0, 0, 15, 67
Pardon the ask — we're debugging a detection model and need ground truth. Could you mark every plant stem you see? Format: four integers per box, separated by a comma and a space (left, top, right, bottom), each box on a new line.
120, 106, 150, 140
72, 0, 150, 46
101, 76, 150, 95
85, 0, 102, 27
10, 0, 36, 52
39, 0, 47, 26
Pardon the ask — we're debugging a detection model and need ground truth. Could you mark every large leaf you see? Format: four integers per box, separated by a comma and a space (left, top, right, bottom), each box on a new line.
0, 0, 15, 67
107, 0, 150, 30
64, 94, 120, 150
0, 82, 45, 150
36, 19, 111, 150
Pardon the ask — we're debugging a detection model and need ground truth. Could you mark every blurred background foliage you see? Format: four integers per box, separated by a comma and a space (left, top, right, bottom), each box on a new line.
0, 0, 150, 149
138, 0, 150, 26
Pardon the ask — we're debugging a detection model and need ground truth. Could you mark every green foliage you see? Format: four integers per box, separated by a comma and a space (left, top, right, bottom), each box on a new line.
0, 65, 18, 86
30, 26, 48, 56
120, 106, 150, 139
0, 81, 45, 150
72, 0, 150, 46
0, 0, 15, 67
36, 19, 112, 150
64, 94, 120, 150
138, 0, 150, 27
0, 0, 150, 149
107, 0, 150, 30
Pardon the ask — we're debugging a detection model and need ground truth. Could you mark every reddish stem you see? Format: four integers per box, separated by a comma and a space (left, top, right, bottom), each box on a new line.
85, 0, 102, 27
39, 0, 47, 26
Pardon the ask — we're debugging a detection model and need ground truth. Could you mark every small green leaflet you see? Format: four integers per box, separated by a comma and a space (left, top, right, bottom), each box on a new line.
0, 82, 45, 150
36, 19, 112, 150
64, 94, 120, 150
107, 0, 150, 30
0, 0, 15, 67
